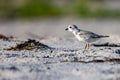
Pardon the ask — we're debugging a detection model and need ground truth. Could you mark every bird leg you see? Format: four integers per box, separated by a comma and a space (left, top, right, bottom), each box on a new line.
83, 43, 89, 53
85, 43, 87, 50
87, 43, 90, 49
83, 43, 87, 53
85, 43, 90, 50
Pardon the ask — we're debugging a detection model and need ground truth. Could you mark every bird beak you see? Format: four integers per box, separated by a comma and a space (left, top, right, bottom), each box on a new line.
65, 28, 68, 31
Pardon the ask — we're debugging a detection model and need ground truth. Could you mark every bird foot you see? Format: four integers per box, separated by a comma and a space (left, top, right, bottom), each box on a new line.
75, 50, 82, 54
76, 49, 88, 54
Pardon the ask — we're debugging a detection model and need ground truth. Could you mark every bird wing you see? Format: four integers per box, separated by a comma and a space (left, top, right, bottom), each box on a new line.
78, 30, 101, 39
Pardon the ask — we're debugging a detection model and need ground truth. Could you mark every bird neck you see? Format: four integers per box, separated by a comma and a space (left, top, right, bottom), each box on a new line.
72, 29, 80, 35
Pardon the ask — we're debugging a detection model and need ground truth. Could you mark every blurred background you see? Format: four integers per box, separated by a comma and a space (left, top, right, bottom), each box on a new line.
0, 0, 120, 38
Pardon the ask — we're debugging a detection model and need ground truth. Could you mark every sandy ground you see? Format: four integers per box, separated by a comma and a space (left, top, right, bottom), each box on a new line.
0, 18, 120, 80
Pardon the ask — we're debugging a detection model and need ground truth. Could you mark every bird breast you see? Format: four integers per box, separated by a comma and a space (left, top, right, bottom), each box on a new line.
75, 34, 85, 41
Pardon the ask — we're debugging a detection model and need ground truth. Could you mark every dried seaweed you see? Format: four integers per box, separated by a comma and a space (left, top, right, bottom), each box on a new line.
4, 39, 50, 51
61, 58, 120, 63
0, 34, 14, 41
93, 42, 120, 47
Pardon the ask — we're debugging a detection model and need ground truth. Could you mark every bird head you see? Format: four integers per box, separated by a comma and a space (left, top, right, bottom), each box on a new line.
65, 24, 80, 32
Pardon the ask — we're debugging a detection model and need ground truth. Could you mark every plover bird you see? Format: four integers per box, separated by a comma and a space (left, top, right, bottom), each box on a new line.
65, 24, 109, 51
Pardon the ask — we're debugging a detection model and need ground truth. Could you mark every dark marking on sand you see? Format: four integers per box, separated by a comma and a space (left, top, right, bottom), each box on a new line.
44, 58, 120, 64
93, 42, 120, 47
